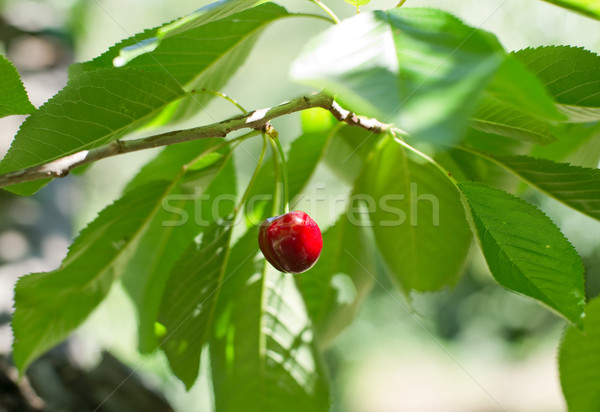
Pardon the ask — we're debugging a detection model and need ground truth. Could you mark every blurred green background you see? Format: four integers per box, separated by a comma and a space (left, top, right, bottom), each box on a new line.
0, 0, 599, 411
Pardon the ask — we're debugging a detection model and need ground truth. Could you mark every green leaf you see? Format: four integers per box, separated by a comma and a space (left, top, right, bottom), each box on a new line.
559, 297, 600, 412
0, 54, 35, 117
121, 139, 229, 353
358, 137, 471, 292
76, 3, 289, 123
0, 69, 185, 195
296, 213, 375, 348
211, 228, 331, 411
458, 182, 585, 323
158, 222, 234, 389
471, 95, 556, 145
292, 7, 505, 144
1, 4, 289, 195
156, 158, 237, 388
484, 56, 563, 121
71, 0, 271, 72
539, 0, 600, 20
514, 46, 600, 122
12, 181, 173, 372
494, 155, 600, 222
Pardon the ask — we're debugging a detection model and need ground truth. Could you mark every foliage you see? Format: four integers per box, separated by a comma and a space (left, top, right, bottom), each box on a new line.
1, 0, 600, 410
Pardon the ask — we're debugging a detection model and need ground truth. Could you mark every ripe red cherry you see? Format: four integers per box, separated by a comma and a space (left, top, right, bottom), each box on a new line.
258, 211, 323, 274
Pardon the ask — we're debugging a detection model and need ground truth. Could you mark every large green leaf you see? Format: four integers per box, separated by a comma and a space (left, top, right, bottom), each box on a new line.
211, 228, 330, 411
0, 4, 289, 195
121, 139, 228, 353
292, 7, 505, 144
158, 222, 234, 389
71, 0, 272, 72
0, 69, 184, 195
296, 212, 375, 348
76, 3, 289, 124
12, 181, 173, 372
358, 137, 471, 292
156, 158, 237, 388
515, 46, 600, 122
560, 297, 600, 412
0, 54, 35, 117
539, 0, 600, 20
458, 182, 585, 323
494, 155, 600, 222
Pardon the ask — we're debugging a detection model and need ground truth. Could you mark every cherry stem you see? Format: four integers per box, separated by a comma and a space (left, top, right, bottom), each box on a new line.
274, 137, 290, 214
235, 133, 268, 214
269, 136, 282, 216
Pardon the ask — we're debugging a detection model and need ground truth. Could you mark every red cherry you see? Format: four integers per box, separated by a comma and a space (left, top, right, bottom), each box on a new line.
258, 211, 323, 274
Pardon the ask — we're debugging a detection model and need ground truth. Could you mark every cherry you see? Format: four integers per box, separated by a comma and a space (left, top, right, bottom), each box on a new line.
258, 211, 323, 274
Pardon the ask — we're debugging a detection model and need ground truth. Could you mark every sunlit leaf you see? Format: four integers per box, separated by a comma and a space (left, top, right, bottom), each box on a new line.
459, 182, 585, 323
515, 46, 600, 122
539, 0, 600, 20
292, 7, 505, 144
494, 155, 600, 222
0, 54, 35, 117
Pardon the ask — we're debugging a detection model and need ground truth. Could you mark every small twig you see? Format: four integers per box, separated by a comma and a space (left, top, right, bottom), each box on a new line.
0, 92, 390, 189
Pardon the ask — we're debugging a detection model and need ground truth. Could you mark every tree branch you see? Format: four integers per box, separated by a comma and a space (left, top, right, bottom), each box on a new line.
0, 92, 390, 189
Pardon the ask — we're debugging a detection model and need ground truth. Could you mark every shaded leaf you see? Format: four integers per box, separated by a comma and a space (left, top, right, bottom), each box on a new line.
211, 228, 330, 411
156, 157, 237, 388
458, 182, 585, 323
121, 139, 228, 353
12, 182, 172, 372
158, 221, 234, 389
495, 155, 600, 222
358, 137, 471, 292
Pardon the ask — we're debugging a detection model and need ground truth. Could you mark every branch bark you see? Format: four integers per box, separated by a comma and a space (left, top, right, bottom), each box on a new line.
0, 92, 390, 189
